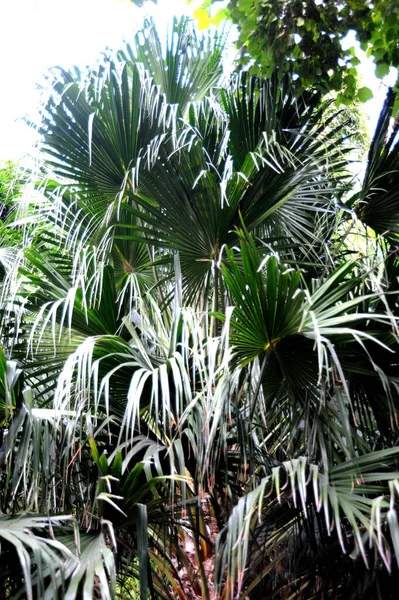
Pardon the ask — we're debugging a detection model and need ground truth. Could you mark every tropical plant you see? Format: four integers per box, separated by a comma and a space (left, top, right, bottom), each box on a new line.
192, 0, 399, 104
1, 14, 399, 600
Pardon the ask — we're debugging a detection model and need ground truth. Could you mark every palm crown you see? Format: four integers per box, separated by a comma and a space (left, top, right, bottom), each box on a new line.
1, 16, 399, 600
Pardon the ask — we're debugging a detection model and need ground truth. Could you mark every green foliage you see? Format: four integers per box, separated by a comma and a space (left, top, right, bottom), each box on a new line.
195, 0, 399, 103
1, 14, 399, 600
0, 161, 27, 228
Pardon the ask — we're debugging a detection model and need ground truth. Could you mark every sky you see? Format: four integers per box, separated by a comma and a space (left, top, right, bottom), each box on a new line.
0, 0, 193, 161
0, 0, 396, 163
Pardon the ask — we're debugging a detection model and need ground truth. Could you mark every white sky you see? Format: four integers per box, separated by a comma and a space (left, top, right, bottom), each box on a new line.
0, 0, 193, 161
0, 0, 396, 163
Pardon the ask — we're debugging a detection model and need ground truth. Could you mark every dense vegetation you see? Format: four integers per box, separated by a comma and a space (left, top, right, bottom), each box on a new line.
194, 0, 399, 103
1, 15, 399, 600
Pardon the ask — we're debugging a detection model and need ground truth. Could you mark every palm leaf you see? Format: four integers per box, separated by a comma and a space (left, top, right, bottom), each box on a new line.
353, 88, 399, 239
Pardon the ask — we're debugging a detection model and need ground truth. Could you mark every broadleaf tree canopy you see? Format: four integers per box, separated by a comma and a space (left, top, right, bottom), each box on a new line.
193, 0, 399, 103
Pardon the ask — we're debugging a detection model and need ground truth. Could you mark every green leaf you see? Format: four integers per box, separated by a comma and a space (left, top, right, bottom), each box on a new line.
375, 62, 390, 78
357, 86, 374, 102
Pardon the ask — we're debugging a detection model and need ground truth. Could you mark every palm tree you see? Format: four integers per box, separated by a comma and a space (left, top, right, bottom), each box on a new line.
1, 15, 399, 600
